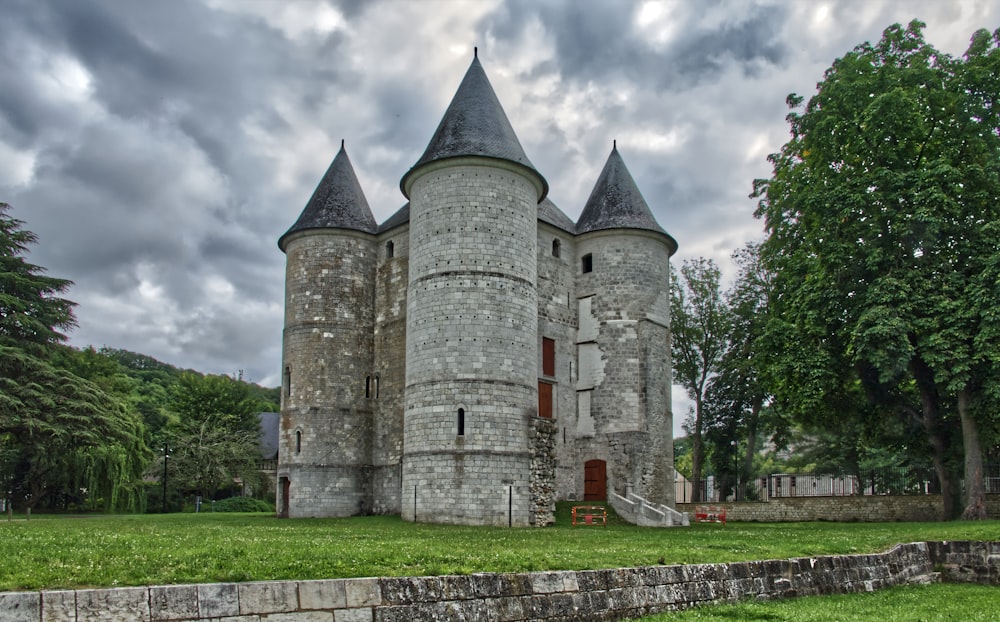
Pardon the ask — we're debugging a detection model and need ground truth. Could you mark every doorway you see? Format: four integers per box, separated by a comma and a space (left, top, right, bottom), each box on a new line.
584, 460, 606, 501
279, 477, 290, 518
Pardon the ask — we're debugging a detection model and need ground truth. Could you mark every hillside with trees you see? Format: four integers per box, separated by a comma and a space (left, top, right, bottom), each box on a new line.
0, 202, 279, 513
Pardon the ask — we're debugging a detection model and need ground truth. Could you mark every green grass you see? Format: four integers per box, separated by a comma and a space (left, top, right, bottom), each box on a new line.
644, 583, 1000, 621
1, 504, 998, 591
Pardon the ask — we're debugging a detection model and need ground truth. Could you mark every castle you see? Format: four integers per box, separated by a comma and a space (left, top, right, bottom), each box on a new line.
276, 52, 678, 526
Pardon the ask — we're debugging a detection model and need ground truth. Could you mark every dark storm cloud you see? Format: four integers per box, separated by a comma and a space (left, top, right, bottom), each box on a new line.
2, 0, 992, 395
480, 0, 788, 89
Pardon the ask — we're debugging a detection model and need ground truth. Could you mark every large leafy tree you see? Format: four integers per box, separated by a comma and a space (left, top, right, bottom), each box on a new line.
702, 243, 778, 500
753, 22, 1000, 519
164, 372, 266, 500
0, 203, 149, 511
671, 257, 730, 502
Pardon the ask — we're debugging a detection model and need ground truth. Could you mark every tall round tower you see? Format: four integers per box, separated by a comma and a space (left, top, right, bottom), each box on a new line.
399, 53, 547, 526
574, 144, 678, 507
277, 143, 378, 518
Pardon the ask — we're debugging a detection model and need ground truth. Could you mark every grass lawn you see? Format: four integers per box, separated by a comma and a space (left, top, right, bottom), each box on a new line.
645, 583, 1000, 621
1, 504, 998, 591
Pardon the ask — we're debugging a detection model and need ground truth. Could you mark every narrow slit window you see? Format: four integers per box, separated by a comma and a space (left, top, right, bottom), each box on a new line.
582, 253, 593, 273
284, 366, 291, 400
295, 430, 302, 454
386, 240, 394, 258
374, 375, 380, 399
552, 238, 561, 258
365, 376, 371, 398
457, 408, 465, 436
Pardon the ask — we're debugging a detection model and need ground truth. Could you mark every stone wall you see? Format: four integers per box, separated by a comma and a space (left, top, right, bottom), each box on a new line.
678, 494, 1000, 523
5, 541, 996, 621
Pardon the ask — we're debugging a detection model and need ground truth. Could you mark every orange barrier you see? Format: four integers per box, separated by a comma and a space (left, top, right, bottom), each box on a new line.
571, 505, 607, 527
694, 505, 726, 525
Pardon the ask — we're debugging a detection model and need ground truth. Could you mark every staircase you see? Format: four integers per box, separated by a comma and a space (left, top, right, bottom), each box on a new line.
609, 491, 690, 527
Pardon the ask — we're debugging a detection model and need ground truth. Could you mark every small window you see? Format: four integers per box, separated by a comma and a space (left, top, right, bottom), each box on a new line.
295, 430, 302, 454
457, 408, 465, 436
284, 366, 291, 400
582, 253, 593, 273
386, 240, 394, 258
552, 239, 561, 258
365, 376, 372, 398
374, 375, 380, 399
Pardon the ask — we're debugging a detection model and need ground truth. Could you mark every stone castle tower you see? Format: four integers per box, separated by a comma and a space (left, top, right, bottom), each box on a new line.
277, 53, 679, 526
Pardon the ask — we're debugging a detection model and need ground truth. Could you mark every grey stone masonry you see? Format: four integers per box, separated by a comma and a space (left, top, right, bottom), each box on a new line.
402, 161, 541, 526
4, 542, 996, 621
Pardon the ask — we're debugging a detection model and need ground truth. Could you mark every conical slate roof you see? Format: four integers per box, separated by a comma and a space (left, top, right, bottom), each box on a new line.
279, 141, 377, 251
401, 51, 547, 200
576, 145, 675, 248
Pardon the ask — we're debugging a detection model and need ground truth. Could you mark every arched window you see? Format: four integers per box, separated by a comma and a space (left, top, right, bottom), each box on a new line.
374, 375, 380, 399
295, 430, 302, 454
582, 253, 593, 273
386, 240, 394, 259
552, 238, 561, 258
283, 366, 291, 401
457, 408, 465, 436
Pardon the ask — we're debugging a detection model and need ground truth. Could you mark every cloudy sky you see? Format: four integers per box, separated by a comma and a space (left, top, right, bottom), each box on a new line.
2, 0, 996, 429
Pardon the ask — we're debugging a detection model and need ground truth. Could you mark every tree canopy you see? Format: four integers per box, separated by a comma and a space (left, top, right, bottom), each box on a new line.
0, 203, 149, 511
671, 257, 730, 502
752, 22, 1000, 518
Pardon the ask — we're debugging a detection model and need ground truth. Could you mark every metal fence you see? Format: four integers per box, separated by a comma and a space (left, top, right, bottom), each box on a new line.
676, 464, 1000, 503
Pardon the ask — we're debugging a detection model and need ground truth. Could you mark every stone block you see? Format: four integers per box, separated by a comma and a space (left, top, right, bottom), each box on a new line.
76, 587, 149, 622
335, 609, 374, 622
344, 578, 381, 608
149, 584, 199, 621
41, 590, 75, 621
299, 579, 348, 610
269, 612, 334, 622
530, 571, 571, 594
239, 581, 297, 615
0, 591, 39, 622
199, 583, 240, 618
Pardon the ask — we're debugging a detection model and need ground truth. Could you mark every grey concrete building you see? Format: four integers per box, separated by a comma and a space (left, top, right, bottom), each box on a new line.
277, 52, 679, 526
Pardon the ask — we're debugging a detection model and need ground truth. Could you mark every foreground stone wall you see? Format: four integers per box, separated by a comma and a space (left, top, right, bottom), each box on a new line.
3, 541, 996, 622
678, 494, 1000, 523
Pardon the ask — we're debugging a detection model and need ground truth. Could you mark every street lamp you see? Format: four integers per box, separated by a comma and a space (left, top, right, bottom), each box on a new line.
731, 439, 739, 502
162, 444, 170, 514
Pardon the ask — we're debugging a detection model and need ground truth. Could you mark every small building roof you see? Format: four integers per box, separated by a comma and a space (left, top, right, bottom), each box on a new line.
279, 141, 377, 250
400, 51, 547, 201
576, 144, 677, 251
378, 202, 410, 233
257, 412, 279, 460
538, 197, 576, 234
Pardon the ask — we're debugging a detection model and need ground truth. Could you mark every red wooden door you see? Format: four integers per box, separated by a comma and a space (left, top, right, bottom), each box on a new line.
538, 382, 553, 418
584, 460, 606, 501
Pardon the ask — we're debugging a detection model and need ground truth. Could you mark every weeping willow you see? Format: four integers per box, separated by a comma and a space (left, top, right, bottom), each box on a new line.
0, 345, 151, 511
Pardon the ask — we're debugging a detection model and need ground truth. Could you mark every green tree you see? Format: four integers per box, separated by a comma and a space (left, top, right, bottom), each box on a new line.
671, 257, 731, 502
753, 22, 1000, 518
165, 372, 265, 501
0, 203, 149, 511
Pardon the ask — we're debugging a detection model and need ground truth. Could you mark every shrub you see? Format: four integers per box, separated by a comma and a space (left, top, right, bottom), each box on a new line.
210, 496, 275, 513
